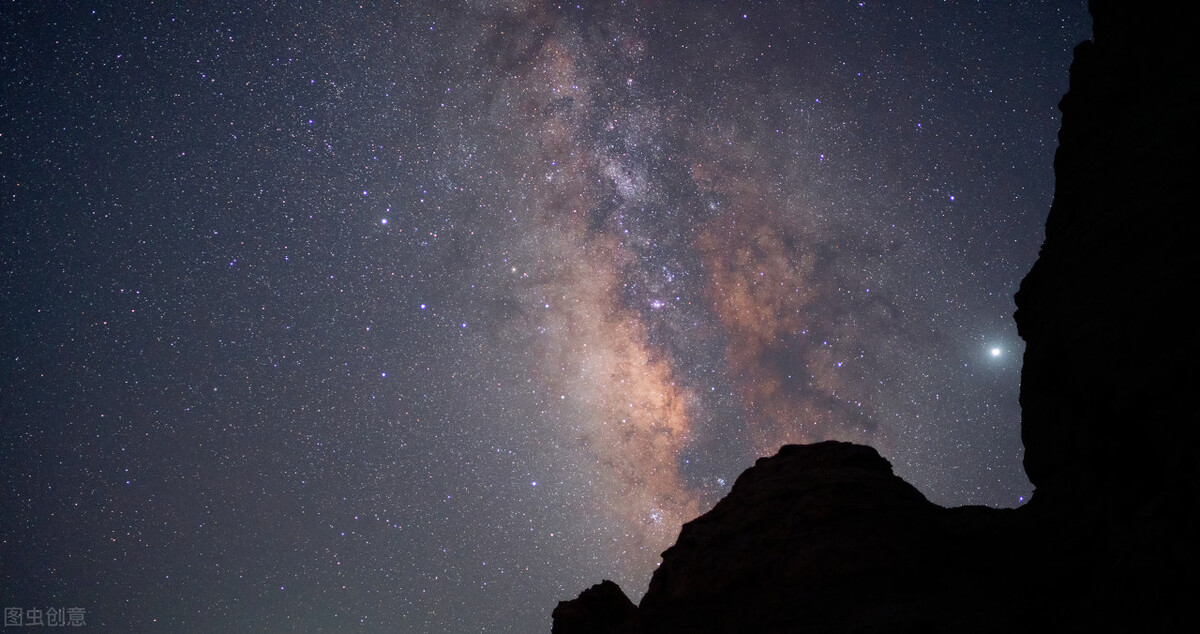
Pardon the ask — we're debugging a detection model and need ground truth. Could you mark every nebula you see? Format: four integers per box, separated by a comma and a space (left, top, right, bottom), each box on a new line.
447, 1, 900, 585
442, 3, 705, 578
690, 142, 878, 456
519, 229, 701, 571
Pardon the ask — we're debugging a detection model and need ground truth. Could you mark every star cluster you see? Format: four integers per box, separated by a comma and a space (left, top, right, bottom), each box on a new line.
1, 2, 1088, 631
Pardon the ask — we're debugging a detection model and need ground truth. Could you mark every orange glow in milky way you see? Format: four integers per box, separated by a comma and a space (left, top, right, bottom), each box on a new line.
689, 132, 878, 457
460, 0, 883, 585
523, 232, 701, 574
467, 7, 702, 580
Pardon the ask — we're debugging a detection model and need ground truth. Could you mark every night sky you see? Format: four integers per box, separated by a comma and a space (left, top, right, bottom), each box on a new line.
2, 2, 1090, 631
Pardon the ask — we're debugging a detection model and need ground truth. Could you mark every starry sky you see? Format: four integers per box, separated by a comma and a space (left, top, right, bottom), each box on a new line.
2, 2, 1090, 631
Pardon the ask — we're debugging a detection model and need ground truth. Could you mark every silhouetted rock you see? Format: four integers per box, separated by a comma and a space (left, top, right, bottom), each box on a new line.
551, 580, 638, 634
554, 1, 1197, 631
1015, 0, 1195, 514
1010, 1, 1198, 628
555, 443, 1040, 633
638, 442, 939, 632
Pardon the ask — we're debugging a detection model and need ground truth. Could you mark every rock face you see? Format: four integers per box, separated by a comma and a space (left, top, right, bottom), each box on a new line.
550, 580, 638, 634
555, 442, 1042, 633
554, 1, 1197, 631
1015, 0, 1195, 516
1009, 1, 1198, 628
636, 443, 1028, 633
639, 443, 939, 632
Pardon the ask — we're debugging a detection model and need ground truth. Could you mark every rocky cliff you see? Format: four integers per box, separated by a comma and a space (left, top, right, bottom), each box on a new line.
553, 1, 1197, 631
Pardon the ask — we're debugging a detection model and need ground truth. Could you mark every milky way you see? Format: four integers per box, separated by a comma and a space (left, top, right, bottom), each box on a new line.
433, 0, 994, 583
2, 2, 1090, 631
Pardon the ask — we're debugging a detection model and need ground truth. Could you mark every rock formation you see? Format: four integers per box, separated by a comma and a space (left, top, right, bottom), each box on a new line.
634, 442, 1027, 633
554, 1, 1197, 631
